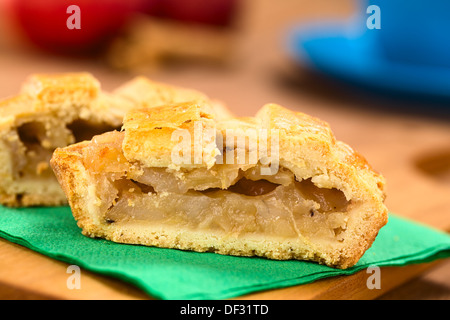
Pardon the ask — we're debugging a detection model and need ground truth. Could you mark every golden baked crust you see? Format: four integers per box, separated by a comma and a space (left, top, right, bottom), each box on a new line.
0, 73, 229, 207
122, 102, 220, 169
51, 101, 388, 269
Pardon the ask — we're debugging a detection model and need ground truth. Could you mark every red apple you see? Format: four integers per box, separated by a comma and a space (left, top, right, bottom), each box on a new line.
144, 0, 239, 27
9, 0, 144, 54
137, 0, 163, 16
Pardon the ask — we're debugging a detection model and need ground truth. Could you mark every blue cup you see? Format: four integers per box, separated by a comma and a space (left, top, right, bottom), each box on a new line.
364, 0, 450, 68
287, 0, 450, 100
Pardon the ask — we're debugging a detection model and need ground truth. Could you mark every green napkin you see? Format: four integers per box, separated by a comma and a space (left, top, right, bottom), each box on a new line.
0, 205, 448, 300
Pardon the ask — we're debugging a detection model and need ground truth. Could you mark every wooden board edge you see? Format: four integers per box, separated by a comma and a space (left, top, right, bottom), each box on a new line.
237, 260, 443, 300
0, 237, 444, 300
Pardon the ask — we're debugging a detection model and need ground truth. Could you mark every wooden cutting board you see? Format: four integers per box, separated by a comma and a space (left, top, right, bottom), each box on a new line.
0, 0, 448, 300
0, 237, 445, 300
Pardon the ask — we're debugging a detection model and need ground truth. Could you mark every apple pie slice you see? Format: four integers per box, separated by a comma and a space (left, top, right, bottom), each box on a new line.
51, 102, 388, 269
0, 73, 229, 207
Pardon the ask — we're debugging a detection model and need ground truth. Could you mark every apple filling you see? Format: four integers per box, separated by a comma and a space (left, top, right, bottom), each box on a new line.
84, 131, 352, 243
12, 120, 120, 180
